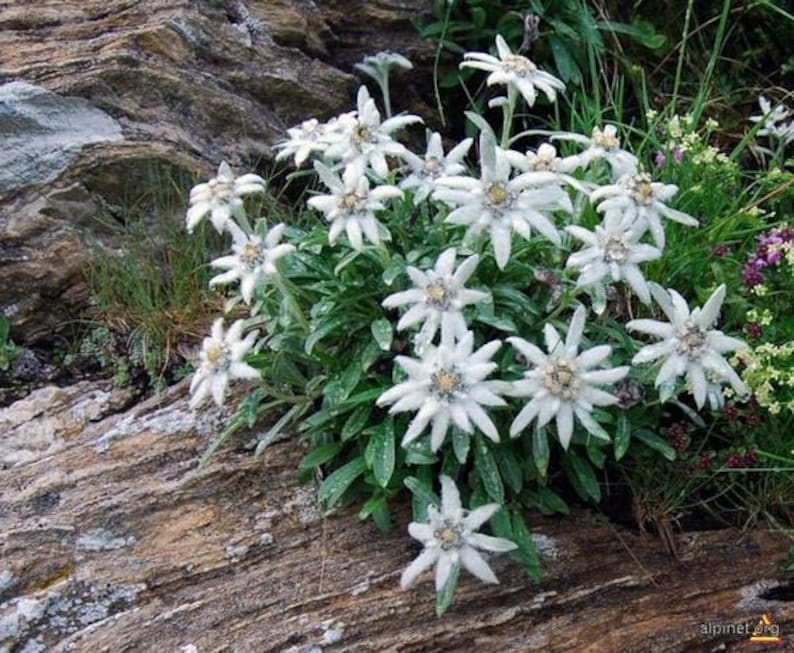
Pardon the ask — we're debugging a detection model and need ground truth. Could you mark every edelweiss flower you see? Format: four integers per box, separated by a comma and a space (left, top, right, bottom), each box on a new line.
750, 95, 794, 147
209, 223, 295, 304
382, 247, 489, 352
400, 132, 473, 204
461, 34, 565, 107
400, 475, 517, 591
504, 142, 591, 194
626, 284, 749, 409
434, 133, 571, 269
307, 161, 401, 251
508, 305, 629, 448
190, 319, 260, 408
566, 210, 662, 304
186, 161, 267, 233
275, 118, 338, 167
590, 172, 698, 249
376, 332, 505, 452
324, 85, 422, 177
551, 125, 638, 179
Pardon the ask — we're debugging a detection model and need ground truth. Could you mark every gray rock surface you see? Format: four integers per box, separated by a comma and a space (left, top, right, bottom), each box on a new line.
0, 81, 123, 195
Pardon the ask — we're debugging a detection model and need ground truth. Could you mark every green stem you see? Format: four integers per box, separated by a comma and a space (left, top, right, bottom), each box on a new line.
671, 0, 694, 114
432, 2, 454, 128
380, 78, 393, 119
500, 86, 518, 148
756, 449, 794, 467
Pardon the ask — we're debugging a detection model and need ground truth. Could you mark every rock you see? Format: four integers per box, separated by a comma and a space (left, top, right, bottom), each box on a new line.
0, 380, 792, 651
0, 0, 434, 342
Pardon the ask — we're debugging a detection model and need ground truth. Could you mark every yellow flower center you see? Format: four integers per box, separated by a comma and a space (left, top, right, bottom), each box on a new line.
486, 183, 509, 206
353, 124, 374, 144
629, 174, 655, 205
423, 156, 442, 177
424, 280, 451, 308
209, 179, 234, 200
543, 357, 581, 399
604, 234, 630, 264
503, 54, 537, 76
677, 321, 708, 358
240, 243, 261, 265
434, 523, 463, 550
591, 127, 620, 150
205, 342, 229, 368
340, 191, 366, 211
432, 368, 462, 398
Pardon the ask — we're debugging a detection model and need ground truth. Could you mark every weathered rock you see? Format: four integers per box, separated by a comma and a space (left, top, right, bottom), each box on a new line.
1, 381, 792, 651
0, 0, 434, 341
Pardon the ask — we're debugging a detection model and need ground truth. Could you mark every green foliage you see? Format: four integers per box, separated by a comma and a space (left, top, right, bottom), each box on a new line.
0, 316, 21, 372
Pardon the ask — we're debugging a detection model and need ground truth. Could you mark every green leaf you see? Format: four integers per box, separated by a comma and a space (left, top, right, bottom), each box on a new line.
534, 486, 569, 515
451, 426, 470, 463
304, 315, 347, 355
614, 413, 631, 461
586, 442, 607, 469
511, 509, 541, 580
633, 428, 676, 462
474, 313, 518, 333
532, 424, 550, 478
405, 473, 439, 522
548, 35, 581, 83
370, 318, 393, 351
317, 456, 367, 508
474, 436, 504, 503
382, 259, 405, 286
404, 437, 436, 465
563, 452, 601, 502
366, 419, 396, 488
299, 442, 343, 470
498, 447, 524, 494
239, 387, 266, 428
341, 404, 372, 441
0, 316, 9, 344
435, 562, 461, 617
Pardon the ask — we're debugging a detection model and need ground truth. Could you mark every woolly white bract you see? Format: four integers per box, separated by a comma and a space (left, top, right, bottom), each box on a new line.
376, 332, 506, 452
307, 161, 402, 251
460, 34, 565, 108
186, 161, 266, 233
189, 319, 260, 408
400, 132, 473, 204
434, 132, 571, 269
508, 306, 629, 448
626, 284, 749, 409
550, 125, 639, 179
209, 223, 295, 304
400, 475, 517, 591
382, 247, 489, 353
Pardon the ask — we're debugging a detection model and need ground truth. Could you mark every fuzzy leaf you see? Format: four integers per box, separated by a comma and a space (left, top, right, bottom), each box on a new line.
318, 456, 367, 508
474, 436, 504, 503
633, 428, 677, 461
532, 424, 550, 478
614, 413, 631, 461
366, 419, 396, 487
371, 318, 393, 351
299, 442, 343, 470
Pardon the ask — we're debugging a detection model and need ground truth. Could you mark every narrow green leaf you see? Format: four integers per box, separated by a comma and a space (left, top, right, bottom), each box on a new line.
451, 426, 470, 463
366, 419, 396, 487
405, 473, 439, 522
317, 456, 367, 508
498, 448, 524, 495
565, 452, 601, 502
298, 442, 343, 470
304, 315, 347, 355
534, 486, 569, 515
532, 424, 550, 478
474, 436, 504, 503
435, 562, 461, 617
586, 442, 606, 469
370, 318, 393, 351
358, 493, 386, 519
341, 404, 372, 441
511, 509, 541, 580
404, 437, 436, 465
633, 428, 677, 461
614, 413, 631, 461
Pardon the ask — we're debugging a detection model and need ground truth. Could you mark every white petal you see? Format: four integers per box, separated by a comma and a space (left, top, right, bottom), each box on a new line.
459, 546, 498, 584
466, 532, 517, 553
440, 475, 462, 518
463, 504, 500, 531
435, 552, 456, 592
400, 547, 440, 589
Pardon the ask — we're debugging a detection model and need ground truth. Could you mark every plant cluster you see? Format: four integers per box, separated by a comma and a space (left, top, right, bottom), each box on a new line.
177, 29, 782, 613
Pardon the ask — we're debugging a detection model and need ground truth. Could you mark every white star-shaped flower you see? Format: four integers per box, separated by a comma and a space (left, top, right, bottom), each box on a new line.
434, 133, 571, 269
400, 132, 473, 204
307, 161, 402, 251
376, 332, 506, 452
460, 34, 565, 107
750, 95, 794, 147
209, 223, 295, 304
400, 475, 517, 591
190, 319, 260, 408
550, 125, 639, 179
626, 284, 749, 409
382, 247, 489, 353
508, 305, 629, 448
186, 161, 267, 233
275, 118, 339, 167
565, 210, 662, 304
324, 85, 422, 177
590, 172, 698, 249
